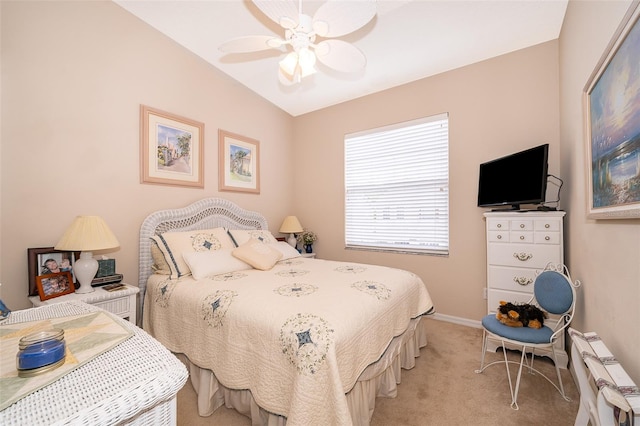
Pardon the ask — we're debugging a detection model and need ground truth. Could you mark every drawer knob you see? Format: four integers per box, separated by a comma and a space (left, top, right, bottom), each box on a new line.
545, 223, 550, 229
520, 224, 525, 229
514, 277, 533, 286
497, 224, 502, 228
513, 252, 533, 261
520, 235, 525, 240
497, 235, 502, 240
545, 236, 550, 241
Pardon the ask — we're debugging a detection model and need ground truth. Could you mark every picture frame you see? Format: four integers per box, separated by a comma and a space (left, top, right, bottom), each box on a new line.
27, 247, 79, 297
218, 129, 260, 194
36, 271, 75, 301
584, 1, 640, 219
140, 105, 204, 188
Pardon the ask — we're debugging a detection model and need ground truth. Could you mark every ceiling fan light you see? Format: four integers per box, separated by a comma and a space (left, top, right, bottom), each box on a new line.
279, 52, 298, 76
298, 48, 317, 77
300, 63, 316, 78
298, 47, 316, 67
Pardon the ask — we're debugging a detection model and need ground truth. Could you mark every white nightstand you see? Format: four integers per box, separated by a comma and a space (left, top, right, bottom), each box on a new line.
301, 253, 316, 258
29, 284, 139, 323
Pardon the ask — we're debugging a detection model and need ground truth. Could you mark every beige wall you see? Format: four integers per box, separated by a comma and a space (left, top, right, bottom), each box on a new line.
0, 1, 294, 310
559, 0, 639, 382
293, 41, 560, 322
2, 0, 638, 385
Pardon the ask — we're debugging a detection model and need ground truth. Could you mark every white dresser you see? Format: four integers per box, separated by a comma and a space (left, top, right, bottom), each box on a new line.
484, 210, 568, 367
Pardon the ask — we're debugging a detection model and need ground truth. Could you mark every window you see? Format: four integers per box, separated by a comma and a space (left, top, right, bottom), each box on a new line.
344, 113, 449, 255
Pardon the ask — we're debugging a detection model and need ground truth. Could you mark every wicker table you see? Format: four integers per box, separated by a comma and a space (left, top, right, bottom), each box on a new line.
0, 301, 188, 425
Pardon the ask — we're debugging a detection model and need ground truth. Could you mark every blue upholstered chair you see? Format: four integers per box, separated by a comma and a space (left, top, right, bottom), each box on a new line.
475, 263, 581, 410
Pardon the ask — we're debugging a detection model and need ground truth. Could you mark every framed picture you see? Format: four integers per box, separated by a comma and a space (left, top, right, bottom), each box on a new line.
218, 129, 260, 194
140, 105, 204, 188
36, 271, 75, 301
27, 247, 78, 297
584, 1, 640, 219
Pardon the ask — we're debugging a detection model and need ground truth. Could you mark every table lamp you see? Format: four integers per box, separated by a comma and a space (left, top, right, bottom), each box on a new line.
55, 216, 120, 294
279, 216, 303, 248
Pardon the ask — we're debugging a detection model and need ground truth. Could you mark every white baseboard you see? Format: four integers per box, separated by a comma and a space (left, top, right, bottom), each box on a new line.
430, 312, 482, 329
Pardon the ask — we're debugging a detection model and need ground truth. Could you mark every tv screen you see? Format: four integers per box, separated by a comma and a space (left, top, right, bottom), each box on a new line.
477, 144, 549, 210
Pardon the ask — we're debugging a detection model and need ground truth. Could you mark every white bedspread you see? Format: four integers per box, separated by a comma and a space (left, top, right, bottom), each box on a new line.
143, 257, 433, 425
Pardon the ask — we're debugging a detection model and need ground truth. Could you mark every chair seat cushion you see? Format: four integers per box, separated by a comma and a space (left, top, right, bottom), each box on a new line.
482, 314, 553, 344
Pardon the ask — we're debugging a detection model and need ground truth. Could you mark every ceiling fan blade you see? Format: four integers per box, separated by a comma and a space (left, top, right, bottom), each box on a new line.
312, 0, 376, 37
314, 39, 366, 73
253, 0, 300, 29
219, 35, 284, 53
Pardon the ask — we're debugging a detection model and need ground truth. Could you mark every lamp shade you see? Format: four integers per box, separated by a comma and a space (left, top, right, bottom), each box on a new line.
279, 216, 303, 234
55, 216, 119, 294
55, 216, 119, 251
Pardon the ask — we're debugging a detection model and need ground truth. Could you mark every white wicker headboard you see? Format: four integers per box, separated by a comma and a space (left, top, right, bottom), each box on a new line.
138, 198, 269, 318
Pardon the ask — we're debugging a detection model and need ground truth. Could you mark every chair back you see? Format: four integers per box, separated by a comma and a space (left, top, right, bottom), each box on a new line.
534, 270, 575, 315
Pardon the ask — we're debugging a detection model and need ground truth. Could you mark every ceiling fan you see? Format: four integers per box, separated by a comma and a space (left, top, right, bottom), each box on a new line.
219, 0, 377, 84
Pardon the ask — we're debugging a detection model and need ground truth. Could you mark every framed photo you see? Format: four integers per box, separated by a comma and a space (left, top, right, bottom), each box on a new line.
140, 105, 204, 188
218, 129, 260, 194
28, 247, 78, 297
584, 1, 640, 219
36, 271, 75, 301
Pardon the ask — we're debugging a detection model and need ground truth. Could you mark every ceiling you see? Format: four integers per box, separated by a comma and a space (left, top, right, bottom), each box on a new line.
114, 0, 568, 117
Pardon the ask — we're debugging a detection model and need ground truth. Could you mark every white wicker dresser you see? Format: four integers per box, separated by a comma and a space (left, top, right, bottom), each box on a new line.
0, 301, 188, 425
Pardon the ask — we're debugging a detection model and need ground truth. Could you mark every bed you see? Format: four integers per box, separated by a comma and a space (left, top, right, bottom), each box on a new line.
138, 198, 434, 425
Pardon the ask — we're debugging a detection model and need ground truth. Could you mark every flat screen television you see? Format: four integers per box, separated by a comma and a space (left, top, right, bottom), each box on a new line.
477, 144, 549, 211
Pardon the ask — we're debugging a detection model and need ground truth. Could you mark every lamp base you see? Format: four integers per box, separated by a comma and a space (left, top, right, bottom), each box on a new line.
75, 284, 95, 294
74, 252, 97, 294
287, 233, 297, 248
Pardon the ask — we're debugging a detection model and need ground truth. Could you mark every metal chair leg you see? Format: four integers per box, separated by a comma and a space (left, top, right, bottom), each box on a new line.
551, 345, 569, 401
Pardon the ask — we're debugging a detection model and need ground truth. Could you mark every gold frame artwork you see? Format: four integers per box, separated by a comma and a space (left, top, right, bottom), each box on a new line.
140, 105, 204, 188
218, 129, 260, 194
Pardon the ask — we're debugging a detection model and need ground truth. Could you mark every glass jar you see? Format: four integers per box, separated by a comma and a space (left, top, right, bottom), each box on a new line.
17, 329, 66, 377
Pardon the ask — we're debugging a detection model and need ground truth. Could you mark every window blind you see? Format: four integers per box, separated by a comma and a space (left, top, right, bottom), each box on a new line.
344, 113, 449, 255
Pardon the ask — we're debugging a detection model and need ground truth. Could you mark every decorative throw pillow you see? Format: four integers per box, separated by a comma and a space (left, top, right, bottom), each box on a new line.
232, 239, 283, 271
183, 249, 252, 280
270, 241, 302, 261
227, 229, 278, 247
151, 228, 235, 279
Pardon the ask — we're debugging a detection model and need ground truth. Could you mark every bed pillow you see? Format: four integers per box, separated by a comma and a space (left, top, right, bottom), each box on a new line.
151, 228, 235, 279
270, 241, 302, 261
150, 240, 171, 275
232, 239, 283, 271
183, 249, 252, 280
227, 229, 278, 247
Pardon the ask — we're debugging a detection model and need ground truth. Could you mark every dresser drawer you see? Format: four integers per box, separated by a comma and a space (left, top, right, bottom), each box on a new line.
488, 266, 536, 293
535, 219, 560, 231
509, 231, 534, 243
534, 231, 560, 244
487, 219, 509, 231
488, 243, 560, 269
488, 230, 509, 242
510, 219, 533, 231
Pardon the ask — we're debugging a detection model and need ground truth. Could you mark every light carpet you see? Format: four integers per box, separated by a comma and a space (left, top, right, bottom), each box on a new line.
176, 318, 579, 425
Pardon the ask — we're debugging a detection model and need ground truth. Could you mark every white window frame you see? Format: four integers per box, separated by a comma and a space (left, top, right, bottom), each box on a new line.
344, 113, 449, 256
